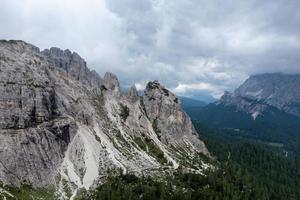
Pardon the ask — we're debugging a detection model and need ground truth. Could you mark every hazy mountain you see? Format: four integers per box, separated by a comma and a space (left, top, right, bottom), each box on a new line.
180, 96, 207, 108
185, 93, 217, 103
223, 73, 300, 119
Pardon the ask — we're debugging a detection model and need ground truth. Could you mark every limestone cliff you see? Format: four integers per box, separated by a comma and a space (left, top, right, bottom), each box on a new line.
0, 40, 209, 199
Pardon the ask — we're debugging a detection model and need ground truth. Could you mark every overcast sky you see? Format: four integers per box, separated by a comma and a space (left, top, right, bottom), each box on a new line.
1, 0, 299, 99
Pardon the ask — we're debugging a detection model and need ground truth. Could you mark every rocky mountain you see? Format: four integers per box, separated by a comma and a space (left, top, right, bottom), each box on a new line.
220, 73, 300, 119
0, 40, 208, 199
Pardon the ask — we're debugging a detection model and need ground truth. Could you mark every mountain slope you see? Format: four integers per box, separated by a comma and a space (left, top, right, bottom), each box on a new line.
0, 40, 209, 199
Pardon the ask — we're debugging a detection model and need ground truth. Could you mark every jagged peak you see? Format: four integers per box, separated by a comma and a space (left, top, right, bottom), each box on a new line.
103, 72, 120, 87
43, 47, 72, 57
42, 47, 84, 62
145, 80, 176, 100
125, 85, 139, 102
220, 90, 232, 99
145, 80, 161, 90
40, 45, 105, 88
104, 72, 118, 81
103, 72, 121, 96
71, 51, 84, 61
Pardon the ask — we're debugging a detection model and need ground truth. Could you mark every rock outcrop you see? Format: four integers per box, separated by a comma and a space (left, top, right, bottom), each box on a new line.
143, 81, 208, 154
0, 40, 209, 199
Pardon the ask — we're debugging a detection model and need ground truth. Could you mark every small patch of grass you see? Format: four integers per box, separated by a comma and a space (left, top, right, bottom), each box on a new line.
133, 137, 147, 151
146, 81, 160, 90
94, 93, 106, 116
1, 183, 55, 200
152, 119, 161, 140
134, 135, 167, 165
0, 40, 19, 44
174, 97, 179, 103
100, 85, 107, 91
162, 88, 169, 96
139, 98, 149, 119
119, 104, 130, 121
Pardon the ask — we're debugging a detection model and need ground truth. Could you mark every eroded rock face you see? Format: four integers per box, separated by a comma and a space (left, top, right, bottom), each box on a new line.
42, 47, 102, 87
0, 120, 77, 187
143, 81, 209, 155
0, 40, 81, 187
0, 40, 209, 198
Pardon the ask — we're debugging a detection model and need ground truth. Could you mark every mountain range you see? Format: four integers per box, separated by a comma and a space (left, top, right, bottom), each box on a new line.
0, 40, 209, 199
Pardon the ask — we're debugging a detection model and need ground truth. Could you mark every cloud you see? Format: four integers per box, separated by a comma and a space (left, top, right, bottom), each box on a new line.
173, 83, 222, 98
0, 0, 299, 99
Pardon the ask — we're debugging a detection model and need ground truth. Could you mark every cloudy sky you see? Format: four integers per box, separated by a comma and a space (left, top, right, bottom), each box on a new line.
1, 0, 300, 100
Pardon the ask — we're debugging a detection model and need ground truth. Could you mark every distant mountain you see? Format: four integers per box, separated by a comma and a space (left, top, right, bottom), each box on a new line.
187, 73, 300, 157
225, 73, 300, 118
186, 93, 217, 103
179, 97, 207, 119
200, 73, 300, 120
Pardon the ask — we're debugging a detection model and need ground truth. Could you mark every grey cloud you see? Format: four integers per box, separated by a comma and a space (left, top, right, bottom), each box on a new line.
0, 0, 299, 99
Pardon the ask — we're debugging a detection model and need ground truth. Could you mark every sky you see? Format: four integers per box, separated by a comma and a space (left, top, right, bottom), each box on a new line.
1, 0, 299, 100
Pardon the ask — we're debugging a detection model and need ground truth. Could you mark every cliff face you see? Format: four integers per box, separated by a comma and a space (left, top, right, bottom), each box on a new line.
0, 40, 209, 199
143, 81, 208, 154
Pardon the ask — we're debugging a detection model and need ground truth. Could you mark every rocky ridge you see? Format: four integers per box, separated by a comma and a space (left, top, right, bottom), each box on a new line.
0, 40, 209, 199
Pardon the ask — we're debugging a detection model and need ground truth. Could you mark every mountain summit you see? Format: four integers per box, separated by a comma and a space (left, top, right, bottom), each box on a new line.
0, 40, 208, 199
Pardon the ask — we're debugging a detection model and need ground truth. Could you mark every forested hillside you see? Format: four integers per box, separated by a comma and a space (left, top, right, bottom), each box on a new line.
194, 122, 300, 200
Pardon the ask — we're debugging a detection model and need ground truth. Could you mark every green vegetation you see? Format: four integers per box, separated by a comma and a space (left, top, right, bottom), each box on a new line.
4, 121, 300, 200
133, 136, 146, 150
188, 103, 300, 157
139, 98, 149, 119
119, 104, 130, 121
3, 110, 300, 200
101, 85, 108, 91
146, 81, 160, 90
194, 122, 300, 200
0, 184, 55, 200
94, 93, 106, 117
173, 97, 178, 103
84, 122, 300, 200
134, 135, 167, 165
79, 164, 267, 200
0, 40, 19, 44
146, 81, 169, 96
162, 88, 169, 96
152, 119, 161, 139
